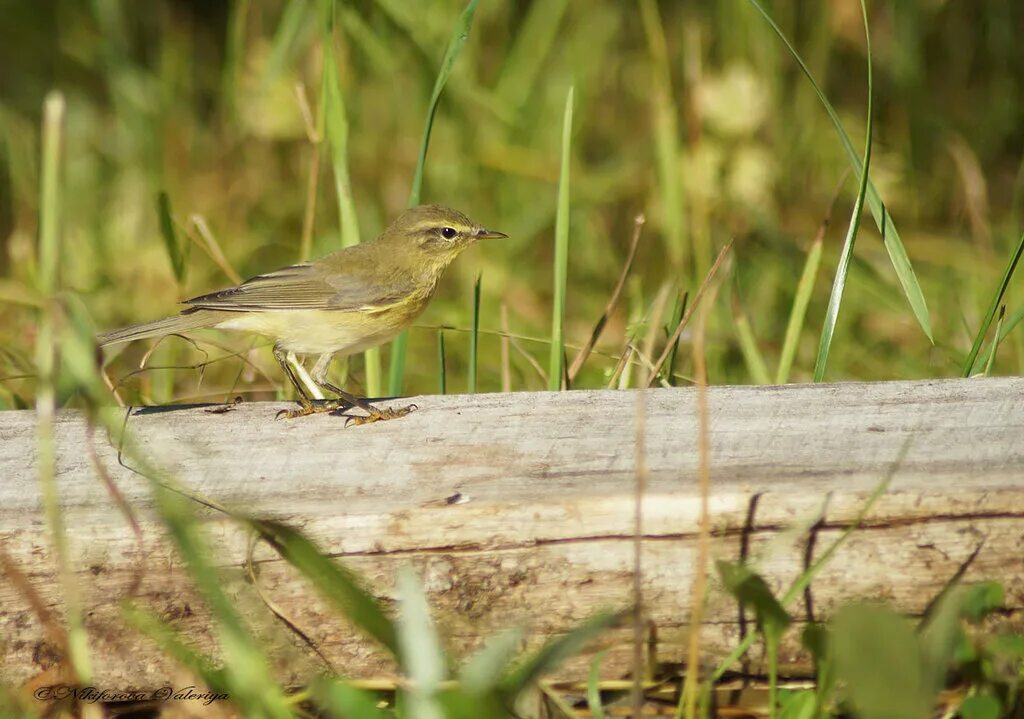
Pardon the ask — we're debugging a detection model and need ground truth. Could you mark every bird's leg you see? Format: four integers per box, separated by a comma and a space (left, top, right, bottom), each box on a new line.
273, 346, 341, 419
310, 352, 416, 426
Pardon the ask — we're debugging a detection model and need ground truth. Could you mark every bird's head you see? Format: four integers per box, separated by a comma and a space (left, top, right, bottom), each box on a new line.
385, 205, 507, 263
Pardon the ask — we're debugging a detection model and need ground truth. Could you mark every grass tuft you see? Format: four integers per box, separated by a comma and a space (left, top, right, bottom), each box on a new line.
746, 0, 933, 345
962, 230, 1024, 376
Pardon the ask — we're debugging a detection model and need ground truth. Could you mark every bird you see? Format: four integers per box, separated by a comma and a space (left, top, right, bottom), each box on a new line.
98, 204, 507, 424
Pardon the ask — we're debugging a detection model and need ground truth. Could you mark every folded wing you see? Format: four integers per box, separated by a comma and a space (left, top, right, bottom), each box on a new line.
183, 263, 412, 312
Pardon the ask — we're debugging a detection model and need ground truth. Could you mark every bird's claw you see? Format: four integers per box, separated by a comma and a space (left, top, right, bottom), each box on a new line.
344, 403, 418, 427
276, 400, 343, 420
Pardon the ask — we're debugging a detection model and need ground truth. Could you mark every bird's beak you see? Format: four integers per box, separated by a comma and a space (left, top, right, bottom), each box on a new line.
475, 228, 508, 240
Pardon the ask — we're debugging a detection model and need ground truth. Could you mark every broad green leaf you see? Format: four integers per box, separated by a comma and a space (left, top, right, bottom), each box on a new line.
310, 677, 390, 719
959, 694, 1001, 719
716, 561, 791, 641
832, 604, 931, 719
961, 582, 1005, 622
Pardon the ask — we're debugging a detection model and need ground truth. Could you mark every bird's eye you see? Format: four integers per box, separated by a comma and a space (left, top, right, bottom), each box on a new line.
440, 227, 458, 240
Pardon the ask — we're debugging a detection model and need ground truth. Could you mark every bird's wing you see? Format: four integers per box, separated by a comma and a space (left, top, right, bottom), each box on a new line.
182, 263, 413, 312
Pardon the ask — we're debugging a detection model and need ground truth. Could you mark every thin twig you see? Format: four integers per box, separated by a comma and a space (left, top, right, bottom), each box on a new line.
646, 241, 733, 387
680, 279, 718, 719
86, 419, 144, 599
186, 214, 243, 285
0, 545, 70, 660
509, 333, 548, 387
641, 283, 673, 378
246, 534, 336, 672
608, 342, 635, 389
100, 365, 126, 408
569, 214, 646, 382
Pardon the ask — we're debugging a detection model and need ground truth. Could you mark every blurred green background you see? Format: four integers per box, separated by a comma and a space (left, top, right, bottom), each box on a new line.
1, 0, 1022, 408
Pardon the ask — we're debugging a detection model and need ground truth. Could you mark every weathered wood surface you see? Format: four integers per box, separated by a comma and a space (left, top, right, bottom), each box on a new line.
1, 378, 1023, 690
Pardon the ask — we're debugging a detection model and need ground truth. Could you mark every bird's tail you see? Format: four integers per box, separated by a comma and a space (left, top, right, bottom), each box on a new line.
97, 309, 227, 346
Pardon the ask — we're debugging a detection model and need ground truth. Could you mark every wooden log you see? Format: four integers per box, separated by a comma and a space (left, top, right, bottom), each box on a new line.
1, 378, 1023, 690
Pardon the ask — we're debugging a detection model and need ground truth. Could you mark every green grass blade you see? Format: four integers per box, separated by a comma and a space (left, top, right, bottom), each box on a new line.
548, 86, 574, 391
664, 291, 687, 387
220, 0, 249, 122
499, 609, 619, 700
639, 0, 686, 269
437, 330, 447, 394
35, 91, 93, 684
389, 0, 481, 396
586, 649, 609, 719
747, 0, 932, 343
338, 8, 398, 75
733, 294, 772, 385
494, 0, 570, 111
389, 332, 408, 395
776, 236, 823, 383
262, 0, 309, 89
813, 0, 873, 382
121, 603, 229, 693
976, 302, 1024, 372
321, 0, 359, 250
248, 518, 399, 656
156, 191, 187, 284
407, 0, 480, 207
962, 230, 1024, 375
321, 0, 381, 397
469, 273, 481, 393
460, 626, 526, 695
982, 306, 1006, 376
396, 566, 445, 718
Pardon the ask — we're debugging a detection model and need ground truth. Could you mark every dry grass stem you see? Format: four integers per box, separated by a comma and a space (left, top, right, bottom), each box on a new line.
680, 280, 718, 718
186, 214, 242, 285
646, 240, 733, 387
568, 214, 646, 382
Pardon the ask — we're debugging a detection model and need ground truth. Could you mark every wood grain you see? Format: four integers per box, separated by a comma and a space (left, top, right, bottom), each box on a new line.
1, 378, 1022, 689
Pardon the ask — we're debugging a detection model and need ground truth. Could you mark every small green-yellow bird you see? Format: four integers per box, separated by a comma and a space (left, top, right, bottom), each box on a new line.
99, 205, 507, 424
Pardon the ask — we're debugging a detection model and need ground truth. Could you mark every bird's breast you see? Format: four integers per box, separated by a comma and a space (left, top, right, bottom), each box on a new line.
213, 290, 435, 356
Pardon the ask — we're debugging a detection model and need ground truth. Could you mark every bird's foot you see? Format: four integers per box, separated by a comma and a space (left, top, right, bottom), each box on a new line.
345, 403, 418, 427
276, 399, 344, 420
